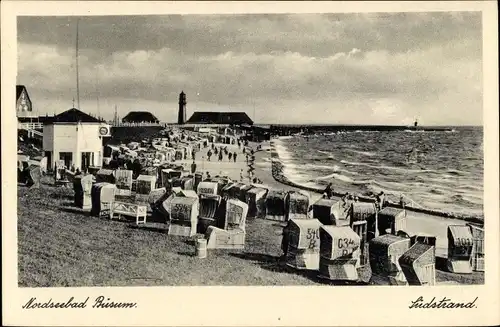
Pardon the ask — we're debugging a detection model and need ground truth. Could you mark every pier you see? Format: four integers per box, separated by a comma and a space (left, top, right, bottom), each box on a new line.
268, 124, 454, 136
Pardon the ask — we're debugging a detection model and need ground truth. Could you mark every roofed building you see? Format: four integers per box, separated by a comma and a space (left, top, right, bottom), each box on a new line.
186, 111, 253, 126
122, 111, 159, 124
43, 108, 110, 171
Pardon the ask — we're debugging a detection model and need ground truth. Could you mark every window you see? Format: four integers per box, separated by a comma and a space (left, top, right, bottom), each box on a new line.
59, 152, 73, 169
81, 152, 93, 171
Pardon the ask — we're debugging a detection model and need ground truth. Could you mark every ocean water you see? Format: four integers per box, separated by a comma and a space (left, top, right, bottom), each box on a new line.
273, 127, 483, 216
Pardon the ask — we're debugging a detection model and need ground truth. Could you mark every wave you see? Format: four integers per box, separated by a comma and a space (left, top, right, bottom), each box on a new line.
317, 150, 334, 157
429, 188, 447, 195
345, 149, 376, 157
310, 171, 410, 192
456, 184, 483, 191
302, 163, 360, 175
274, 144, 294, 161
313, 172, 354, 183
446, 169, 471, 176
340, 159, 435, 174
449, 194, 482, 207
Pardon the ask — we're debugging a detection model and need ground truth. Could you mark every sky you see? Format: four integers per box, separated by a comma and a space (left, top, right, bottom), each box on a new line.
17, 12, 483, 125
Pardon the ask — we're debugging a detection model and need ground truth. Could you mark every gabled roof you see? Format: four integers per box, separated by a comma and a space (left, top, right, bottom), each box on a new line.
16, 85, 31, 102
50, 108, 103, 123
122, 111, 159, 123
17, 85, 25, 100
186, 111, 253, 125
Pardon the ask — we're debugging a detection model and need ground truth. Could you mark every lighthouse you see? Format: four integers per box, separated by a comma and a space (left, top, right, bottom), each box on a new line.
178, 91, 187, 125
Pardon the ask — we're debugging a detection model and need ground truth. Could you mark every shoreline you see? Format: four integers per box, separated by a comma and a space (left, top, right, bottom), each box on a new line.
266, 138, 484, 226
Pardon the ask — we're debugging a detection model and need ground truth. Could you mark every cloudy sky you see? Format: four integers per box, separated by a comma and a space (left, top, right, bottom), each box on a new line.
17, 12, 482, 125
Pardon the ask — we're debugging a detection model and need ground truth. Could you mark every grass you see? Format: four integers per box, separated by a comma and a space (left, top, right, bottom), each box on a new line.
17, 176, 484, 287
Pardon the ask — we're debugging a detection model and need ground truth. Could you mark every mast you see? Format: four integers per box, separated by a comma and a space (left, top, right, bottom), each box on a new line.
76, 18, 81, 110
96, 66, 100, 118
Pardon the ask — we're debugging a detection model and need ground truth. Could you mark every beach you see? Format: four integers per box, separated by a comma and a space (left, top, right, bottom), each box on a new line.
16, 130, 484, 287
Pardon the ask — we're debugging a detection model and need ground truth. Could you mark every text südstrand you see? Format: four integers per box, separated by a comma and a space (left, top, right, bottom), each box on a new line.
22, 296, 137, 309
409, 296, 478, 309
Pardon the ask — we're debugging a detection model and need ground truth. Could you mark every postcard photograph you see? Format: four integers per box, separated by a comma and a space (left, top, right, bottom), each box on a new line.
2, 1, 499, 326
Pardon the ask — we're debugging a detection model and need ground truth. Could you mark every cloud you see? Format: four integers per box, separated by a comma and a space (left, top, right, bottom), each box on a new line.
16, 13, 483, 125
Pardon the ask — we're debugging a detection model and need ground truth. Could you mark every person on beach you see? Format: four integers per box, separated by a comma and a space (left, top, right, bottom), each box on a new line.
218, 152, 223, 162
376, 191, 385, 210
207, 150, 212, 161
228, 152, 233, 161
374, 194, 381, 211
399, 195, 407, 217
191, 161, 197, 174
324, 183, 334, 199
233, 152, 237, 162
214, 147, 218, 155
399, 195, 405, 209
240, 169, 244, 182
243, 147, 246, 154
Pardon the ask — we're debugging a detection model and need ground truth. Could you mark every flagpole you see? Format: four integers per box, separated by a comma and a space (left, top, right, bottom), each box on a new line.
76, 18, 81, 110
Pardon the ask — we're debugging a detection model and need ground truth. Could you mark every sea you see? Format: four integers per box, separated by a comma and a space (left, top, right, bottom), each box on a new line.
270, 127, 483, 216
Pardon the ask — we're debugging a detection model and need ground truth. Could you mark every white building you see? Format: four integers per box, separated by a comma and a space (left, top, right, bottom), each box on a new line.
43, 108, 111, 171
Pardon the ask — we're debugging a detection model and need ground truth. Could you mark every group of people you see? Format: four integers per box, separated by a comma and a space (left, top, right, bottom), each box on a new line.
238, 168, 263, 184
206, 145, 239, 163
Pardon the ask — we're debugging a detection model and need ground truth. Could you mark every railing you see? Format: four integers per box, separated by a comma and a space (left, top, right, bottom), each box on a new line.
18, 122, 44, 138
18, 122, 44, 130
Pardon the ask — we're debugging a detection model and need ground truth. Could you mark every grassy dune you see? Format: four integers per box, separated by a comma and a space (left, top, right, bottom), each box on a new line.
18, 182, 337, 287
18, 179, 483, 287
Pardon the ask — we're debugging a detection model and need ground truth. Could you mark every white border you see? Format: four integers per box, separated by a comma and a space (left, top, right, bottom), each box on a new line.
2, 1, 499, 326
